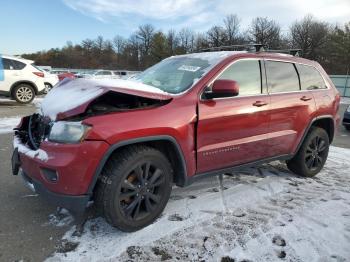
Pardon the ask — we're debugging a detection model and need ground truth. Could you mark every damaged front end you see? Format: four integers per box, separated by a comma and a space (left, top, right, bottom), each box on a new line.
12, 114, 52, 176
15, 113, 51, 150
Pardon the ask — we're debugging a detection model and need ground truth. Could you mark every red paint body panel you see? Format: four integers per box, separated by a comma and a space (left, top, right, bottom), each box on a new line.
16, 52, 340, 198
197, 95, 270, 173
58, 72, 75, 82
20, 140, 110, 195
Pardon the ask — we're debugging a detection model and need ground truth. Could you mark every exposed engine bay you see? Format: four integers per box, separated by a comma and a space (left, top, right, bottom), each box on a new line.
15, 91, 170, 149
83, 91, 170, 117
15, 114, 51, 150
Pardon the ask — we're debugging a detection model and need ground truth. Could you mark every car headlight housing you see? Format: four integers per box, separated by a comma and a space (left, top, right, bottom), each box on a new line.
49, 121, 91, 143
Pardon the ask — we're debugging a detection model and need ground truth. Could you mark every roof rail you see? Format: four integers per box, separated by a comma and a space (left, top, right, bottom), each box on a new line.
200, 44, 266, 53
199, 44, 302, 56
265, 49, 302, 57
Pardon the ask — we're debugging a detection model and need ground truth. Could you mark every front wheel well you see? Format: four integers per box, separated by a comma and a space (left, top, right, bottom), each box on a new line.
311, 118, 334, 143
90, 137, 187, 195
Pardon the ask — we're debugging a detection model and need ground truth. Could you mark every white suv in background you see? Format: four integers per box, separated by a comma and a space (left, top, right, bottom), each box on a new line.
0, 55, 46, 103
38, 67, 59, 91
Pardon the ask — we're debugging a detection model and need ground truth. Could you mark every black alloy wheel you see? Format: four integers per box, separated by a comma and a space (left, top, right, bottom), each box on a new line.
95, 146, 173, 231
119, 162, 167, 221
287, 127, 329, 177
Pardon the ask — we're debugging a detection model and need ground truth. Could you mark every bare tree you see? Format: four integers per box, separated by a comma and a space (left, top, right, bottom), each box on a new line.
136, 24, 155, 56
194, 33, 209, 51
113, 35, 125, 54
207, 26, 227, 47
166, 29, 178, 55
290, 15, 329, 59
94, 36, 105, 53
223, 14, 241, 45
178, 28, 195, 52
248, 17, 281, 48
81, 38, 94, 53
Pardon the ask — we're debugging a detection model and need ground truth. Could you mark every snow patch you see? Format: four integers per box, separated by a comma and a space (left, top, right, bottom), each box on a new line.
40, 78, 169, 120
0, 116, 21, 134
340, 96, 350, 104
48, 146, 350, 261
13, 136, 48, 161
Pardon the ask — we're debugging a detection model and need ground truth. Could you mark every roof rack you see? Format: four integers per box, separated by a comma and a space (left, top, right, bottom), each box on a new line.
199, 44, 302, 56
265, 49, 302, 57
200, 44, 266, 53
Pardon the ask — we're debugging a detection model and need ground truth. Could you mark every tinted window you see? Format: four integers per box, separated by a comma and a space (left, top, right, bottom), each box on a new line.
3, 58, 12, 70
297, 64, 326, 90
217, 60, 261, 96
12, 60, 26, 70
266, 61, 299, 93
2, 58, 26, 70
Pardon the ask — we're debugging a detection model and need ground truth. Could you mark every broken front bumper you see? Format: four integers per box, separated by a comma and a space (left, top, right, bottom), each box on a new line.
12, 135, 110, 213
19, 170, 90, 213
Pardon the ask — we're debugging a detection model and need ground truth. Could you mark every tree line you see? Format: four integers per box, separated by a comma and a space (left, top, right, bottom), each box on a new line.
22, 14, 350, 75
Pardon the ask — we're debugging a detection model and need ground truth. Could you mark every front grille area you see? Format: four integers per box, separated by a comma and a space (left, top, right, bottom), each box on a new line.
15, 114, 51, 150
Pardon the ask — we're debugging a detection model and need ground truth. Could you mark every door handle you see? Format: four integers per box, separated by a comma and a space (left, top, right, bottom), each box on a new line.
300, 96, 312, 101
253, 101, 268, 107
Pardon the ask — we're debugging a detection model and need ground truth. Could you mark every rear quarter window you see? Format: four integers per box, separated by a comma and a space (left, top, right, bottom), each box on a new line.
296, 64, 326, 90
266, 61, 300, 93
2, 58, 26, 70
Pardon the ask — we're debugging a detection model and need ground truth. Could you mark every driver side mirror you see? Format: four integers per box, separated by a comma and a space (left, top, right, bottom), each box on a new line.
204, 79, 240, 99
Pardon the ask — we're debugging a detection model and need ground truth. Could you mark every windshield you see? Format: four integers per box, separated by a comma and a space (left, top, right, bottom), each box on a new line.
134, 52, 235, 94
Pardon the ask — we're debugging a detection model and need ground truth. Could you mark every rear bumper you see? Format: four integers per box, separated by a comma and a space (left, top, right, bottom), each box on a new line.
21, 171, 89, 213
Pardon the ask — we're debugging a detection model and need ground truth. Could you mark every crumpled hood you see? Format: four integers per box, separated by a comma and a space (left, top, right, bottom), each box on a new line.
40, 78, 173, 121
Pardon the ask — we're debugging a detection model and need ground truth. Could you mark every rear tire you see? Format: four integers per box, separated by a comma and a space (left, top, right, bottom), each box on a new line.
287, 127, 329, 177
13, 84, 35, 104
345, 126, 350, 131
95, 145, 173, 232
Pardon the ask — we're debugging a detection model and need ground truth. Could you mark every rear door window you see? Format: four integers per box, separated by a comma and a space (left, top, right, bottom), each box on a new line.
265, 61, 300, 93
216, 60, 262, 96
296, 64, 326, 90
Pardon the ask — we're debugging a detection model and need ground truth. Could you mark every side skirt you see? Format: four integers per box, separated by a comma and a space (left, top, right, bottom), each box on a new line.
184, 154, 293, 186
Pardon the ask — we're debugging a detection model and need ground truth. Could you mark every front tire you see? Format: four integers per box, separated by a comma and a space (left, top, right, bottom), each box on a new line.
13, 84, 35, 104
287, 127, 329, 177
95, 146, 173, 232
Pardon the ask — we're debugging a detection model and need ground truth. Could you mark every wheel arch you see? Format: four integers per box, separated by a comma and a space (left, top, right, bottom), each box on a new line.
10, 81, 38, 97
87, 135, 188, 195
295, 115, 335, 154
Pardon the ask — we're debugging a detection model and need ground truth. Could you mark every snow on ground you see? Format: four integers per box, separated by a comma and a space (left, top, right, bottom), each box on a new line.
47, 146, 350, 262
0, 116, 21, 134
0, 97, 43, 134
341, 97, 350, 105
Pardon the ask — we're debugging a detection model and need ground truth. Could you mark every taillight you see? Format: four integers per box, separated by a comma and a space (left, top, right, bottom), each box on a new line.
33, 72, 44, 78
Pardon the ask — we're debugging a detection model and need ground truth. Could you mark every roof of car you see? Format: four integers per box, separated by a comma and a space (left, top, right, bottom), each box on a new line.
1, 54, 34, 64
187, 50, 316, 66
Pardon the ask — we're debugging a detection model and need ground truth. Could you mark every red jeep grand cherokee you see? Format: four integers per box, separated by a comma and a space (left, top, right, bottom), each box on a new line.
12, 48, 340, 231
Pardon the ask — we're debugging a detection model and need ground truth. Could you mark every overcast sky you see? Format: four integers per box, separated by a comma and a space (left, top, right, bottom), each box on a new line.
1, 0, 349, 55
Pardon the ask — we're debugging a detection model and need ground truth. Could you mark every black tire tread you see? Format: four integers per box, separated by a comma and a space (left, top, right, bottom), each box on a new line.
287, 127, 329, 177
94, 145, 172, 231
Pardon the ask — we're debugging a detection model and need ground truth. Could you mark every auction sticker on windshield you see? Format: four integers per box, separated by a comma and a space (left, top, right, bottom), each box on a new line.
178, 65, 201, 72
